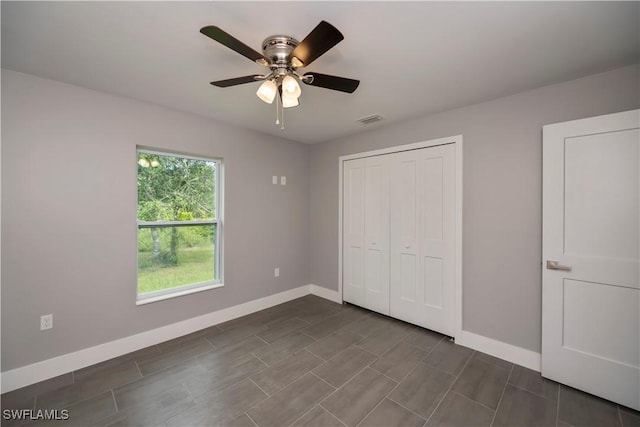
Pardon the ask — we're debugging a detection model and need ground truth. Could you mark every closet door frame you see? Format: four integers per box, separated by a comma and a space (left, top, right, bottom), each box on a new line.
338, 135, 463, 339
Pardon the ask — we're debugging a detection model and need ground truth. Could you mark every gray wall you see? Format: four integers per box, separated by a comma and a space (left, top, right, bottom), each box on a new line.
1, 70, 310, 371
309, 65, 640, 353
3, 65, 639, 372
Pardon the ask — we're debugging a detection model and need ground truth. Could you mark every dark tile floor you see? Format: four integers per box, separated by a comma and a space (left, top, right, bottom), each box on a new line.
2, 295, 639, 427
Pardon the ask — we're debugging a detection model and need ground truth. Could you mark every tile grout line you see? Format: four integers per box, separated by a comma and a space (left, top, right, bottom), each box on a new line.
311, 342, 377, 375
248, 378, 272, 398
250, 352, 270, 368
318, 404, 349, 427
300, 332, 319, 342
308, 371, 339, 392
449, 389, 498, 413
617, 404, 624, 427
353, 387, 399, 427
375, 355, 437, 424
423, 349, 477, 426
348, 337, 446, 426
556, 385, 562, 427
508, 381, 558, 403
254, 334, 271, 345
289, 404, 326, 427
489, 363, 514, 426
134, 361, 144, 378
368, 365, 404, 385
387, 395, 429, 423
245, 410, 260, 427
111, 389, 119, 413
345, 350, 421, 427
317, 343, 433, 426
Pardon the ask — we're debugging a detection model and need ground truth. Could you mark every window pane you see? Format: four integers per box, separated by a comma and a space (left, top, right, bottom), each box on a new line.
137, 152, 216, 221
137, 224, 216, 295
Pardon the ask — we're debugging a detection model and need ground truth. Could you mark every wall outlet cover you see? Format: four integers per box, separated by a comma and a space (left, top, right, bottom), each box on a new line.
40, 314, 53, 331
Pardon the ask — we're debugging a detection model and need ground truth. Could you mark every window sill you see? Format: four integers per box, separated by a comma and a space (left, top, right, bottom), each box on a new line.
136, 282, 224, 306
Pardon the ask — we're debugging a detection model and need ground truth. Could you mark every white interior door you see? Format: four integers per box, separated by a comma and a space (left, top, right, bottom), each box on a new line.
363, 155, 390, 314
390, 145, 455, 336
542, 110, 640, 410
343, 158, 365, 307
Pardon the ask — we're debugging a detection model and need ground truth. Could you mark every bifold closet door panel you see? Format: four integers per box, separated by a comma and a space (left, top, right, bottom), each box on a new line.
390, 144, 455, 336
389, 150, 421, 325
343, 158, 366, 307
363, 155, 391, 315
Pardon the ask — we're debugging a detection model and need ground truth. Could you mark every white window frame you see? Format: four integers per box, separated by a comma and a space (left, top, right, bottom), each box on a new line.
136, 148, 223, 305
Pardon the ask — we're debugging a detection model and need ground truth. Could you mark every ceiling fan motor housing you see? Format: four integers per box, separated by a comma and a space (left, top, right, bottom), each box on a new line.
262, 35, 299, 71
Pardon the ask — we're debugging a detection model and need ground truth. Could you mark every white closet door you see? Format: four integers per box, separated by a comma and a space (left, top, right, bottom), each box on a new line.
389, 150, 421, 324
364, 155, 390, 314
343, 159, 366, 307
390, 144, 455, 336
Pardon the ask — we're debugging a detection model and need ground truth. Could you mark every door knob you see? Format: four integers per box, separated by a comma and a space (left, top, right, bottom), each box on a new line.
546, 260, 572, 271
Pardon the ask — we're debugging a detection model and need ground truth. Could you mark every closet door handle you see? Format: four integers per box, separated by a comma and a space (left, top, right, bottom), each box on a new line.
546, 260, 572, 271
404, 245, 411, 249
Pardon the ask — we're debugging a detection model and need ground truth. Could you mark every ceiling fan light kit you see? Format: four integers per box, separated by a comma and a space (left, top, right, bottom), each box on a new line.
256, 80, 277, 104
200, 21, 359, 129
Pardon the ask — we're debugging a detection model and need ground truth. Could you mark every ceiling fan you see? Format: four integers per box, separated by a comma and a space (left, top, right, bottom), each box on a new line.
200, 21, 360, 127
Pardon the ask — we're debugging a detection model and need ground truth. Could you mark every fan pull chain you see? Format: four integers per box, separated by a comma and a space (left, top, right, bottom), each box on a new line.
280, 100, 285, 131
275, 91, 280, 126
276, 92, 284, 130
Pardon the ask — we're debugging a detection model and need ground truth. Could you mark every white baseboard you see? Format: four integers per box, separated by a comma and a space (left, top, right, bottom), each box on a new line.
1, 285, 314, 393
308, 284, 341, 303
456, 330, 541, 372
1, 283, 541, 393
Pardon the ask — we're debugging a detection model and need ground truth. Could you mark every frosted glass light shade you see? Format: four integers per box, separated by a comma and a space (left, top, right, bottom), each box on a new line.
257, 80, 277, 104
282, 91, 300, 108
282, 75, 301, 98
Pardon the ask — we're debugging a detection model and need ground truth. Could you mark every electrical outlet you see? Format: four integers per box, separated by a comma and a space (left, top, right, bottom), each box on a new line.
274, 268, 280, 277
272, 175, 278, 185
40, 314, 53, 331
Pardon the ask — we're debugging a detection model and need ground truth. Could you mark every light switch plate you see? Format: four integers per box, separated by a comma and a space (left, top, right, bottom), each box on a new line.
272, 175, 278, 185
280, 176, 286, 185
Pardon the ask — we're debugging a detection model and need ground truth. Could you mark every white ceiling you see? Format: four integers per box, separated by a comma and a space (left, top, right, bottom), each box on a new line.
2, 1, 638, 144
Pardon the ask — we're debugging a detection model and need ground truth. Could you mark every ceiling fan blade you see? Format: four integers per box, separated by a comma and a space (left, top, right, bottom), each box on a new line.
289, 21, 344, 68
200, 26, 269, 66
210, 75, 262, 87
303, 72, 360, 93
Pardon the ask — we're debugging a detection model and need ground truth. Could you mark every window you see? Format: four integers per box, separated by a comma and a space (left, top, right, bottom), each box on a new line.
136, 149, 221, 303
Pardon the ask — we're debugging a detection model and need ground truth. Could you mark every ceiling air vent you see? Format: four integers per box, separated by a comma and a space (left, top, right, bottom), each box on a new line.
357, 114, 383, 125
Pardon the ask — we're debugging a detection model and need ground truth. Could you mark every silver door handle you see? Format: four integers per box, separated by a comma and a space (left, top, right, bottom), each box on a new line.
546, 260, 572, 271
